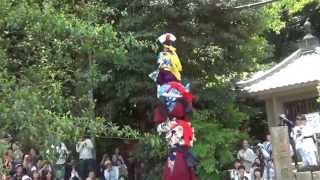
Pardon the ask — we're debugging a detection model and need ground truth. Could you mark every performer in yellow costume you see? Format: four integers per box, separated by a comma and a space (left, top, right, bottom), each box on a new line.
156, 33, 182, 85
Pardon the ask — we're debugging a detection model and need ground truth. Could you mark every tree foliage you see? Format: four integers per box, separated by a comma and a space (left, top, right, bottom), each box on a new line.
0, 0, 318, 179
0, 0, 143, 161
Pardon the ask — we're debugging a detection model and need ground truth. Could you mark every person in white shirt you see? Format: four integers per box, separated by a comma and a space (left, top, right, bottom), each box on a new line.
291, 115, 318, 167
76, 135, 95, 179
237, 140, 256, 172
53, 142, 69, 179
104, 160, 119, 180
263, 134, 272, 157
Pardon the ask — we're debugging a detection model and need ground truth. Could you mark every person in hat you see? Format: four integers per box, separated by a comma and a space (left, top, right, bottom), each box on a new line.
149, 33, 182, 85
291, 115, 318, 167
156, 44, 182, 85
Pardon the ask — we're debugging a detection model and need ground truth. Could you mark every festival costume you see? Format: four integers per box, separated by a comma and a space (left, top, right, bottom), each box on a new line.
150, 33, 197, 180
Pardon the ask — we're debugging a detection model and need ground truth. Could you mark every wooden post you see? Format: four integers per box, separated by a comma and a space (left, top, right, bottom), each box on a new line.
270, 126, 294, 180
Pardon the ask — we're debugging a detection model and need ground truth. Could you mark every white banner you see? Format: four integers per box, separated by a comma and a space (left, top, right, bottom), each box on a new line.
305, 112, 320, 133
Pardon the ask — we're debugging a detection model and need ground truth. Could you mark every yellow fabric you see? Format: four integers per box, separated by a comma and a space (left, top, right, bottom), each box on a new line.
168, 53, 182, 80
161, 45, 182, 80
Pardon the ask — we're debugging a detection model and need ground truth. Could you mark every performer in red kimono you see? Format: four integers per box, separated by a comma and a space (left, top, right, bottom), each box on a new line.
151, 33, 197, 180
157, 119, 197, 180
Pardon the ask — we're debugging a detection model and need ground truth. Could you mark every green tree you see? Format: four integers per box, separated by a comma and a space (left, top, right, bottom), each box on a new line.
0, 0, 142, 161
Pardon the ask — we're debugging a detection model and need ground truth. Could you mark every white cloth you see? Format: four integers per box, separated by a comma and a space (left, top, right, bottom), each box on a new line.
76, 138, 94, 160
237, 148, 256, 172
158, 33, 176, 43
263, 141, 272, 156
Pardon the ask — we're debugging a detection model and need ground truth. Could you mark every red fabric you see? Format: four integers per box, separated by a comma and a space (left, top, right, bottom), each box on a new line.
171, 120, 194, 147
163, 152, 197, 180
169, 102, 185, 118
167, 82, 193, 103
153, 105, 167, 124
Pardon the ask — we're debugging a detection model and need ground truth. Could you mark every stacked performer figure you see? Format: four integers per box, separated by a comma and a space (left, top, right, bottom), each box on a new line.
149, 33, 197, 180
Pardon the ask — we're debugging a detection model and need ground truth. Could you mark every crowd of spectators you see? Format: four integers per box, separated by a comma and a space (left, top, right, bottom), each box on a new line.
1, 136, 145, 180
229, 134, 276, 180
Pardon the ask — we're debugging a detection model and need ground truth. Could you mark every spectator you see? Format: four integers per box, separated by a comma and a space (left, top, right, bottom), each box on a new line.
99, 154, 110, 176
31, 158, 44, 173
38, 161, 53, 180
21, 175, 31, 180
22, 154, 32, 174
76, 135, 95, 180
104, 160, 118, 180
11, 142, 23, 166
253, 168, 263, 180
69, 162, 81, 180
12, 164, 25, 180
53, 142, 69, 180
250, 162, 260, 180
238, 165, 250, 180
112, 148, 124, 164
46, 171, 53, 180
263, 159, 275, 180
86, 171, 97, 180
100, 154, 110, 166
237, 140, 256, 172
3, 149, 14, 175
255, 143, 271, 173
291, 115, 317, 167
32, 171, 40, 180
29, 148, 39, 166
230, 159, 242, 180
263, 134, 272, 157
117, 159, 128, 179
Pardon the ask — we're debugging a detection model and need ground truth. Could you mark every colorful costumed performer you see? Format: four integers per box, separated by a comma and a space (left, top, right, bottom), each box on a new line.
149, 33, 182, 85
150, 33, 197, 180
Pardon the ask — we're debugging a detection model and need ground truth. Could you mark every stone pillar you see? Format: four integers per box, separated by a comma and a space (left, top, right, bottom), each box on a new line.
270, 126, 294, 180
312, 171, 320, 180
265, 96, 284, 127
295, 171, 312, 180
265, 98, 276, 127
